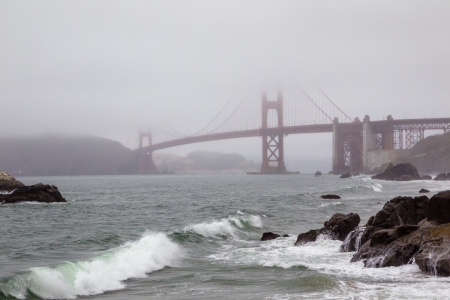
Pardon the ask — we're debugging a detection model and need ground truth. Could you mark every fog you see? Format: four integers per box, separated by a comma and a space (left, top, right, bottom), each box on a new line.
1, 1, 449, 167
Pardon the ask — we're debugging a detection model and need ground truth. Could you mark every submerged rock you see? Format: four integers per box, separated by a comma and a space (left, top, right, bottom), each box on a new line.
315, 171, 322, 177
0, 184, 66, 204
0, 172, 25, 192
340, 173, 352, 179
419, 189, 430, 193
295, 213, 360, 246
320, 194, 341, 199
421, 175, 433, 180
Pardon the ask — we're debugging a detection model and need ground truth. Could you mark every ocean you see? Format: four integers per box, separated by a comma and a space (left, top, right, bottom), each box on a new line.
1, 173, 450, 300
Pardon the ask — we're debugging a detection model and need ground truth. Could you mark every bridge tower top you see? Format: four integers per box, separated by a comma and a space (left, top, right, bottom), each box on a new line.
261, 90, 283, 128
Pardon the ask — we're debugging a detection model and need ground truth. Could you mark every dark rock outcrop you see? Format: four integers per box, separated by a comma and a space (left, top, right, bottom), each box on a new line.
426, 191, 450, 224
348, 191, 450, 276
372, 163, 421, 181
315, 171, 322, 177
320, 194, 341, 199
295, 213, 360, 246
0, 172, 25, 192
419, 189, 430, 193
340, 173, 352, 179
421, 175, 432, 180
0, 184, 66, 204
260, 232, 288, 241
434, 173, 450, 181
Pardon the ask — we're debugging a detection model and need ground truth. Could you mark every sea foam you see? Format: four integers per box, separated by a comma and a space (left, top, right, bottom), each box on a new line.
184, 214, 262, 238
0, 232, 181, 299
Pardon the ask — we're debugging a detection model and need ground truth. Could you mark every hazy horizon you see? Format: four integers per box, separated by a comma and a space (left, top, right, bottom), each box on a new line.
1, 1, 449, 165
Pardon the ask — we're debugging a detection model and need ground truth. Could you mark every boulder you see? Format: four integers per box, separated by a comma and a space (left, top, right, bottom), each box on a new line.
340, 173, 352, 179
421, 175, 432, 180
350, 225, 426, 267
341, 196, 428, 253
0, 172, 25, 192
320, 194, 341, 199
314, 171, 322, 177
0, 184, 66, 204
372, 163, 421, 181
352, 173, 360, 176
426, 192, 450, 224
295, 213, 360, 246
434, 173, 450, 181
260, 232, 288, 241
419, 189, 430, 193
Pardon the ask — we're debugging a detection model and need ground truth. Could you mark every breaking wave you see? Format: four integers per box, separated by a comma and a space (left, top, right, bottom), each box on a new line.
183, 214, 262, 238
0, 232, 182, 299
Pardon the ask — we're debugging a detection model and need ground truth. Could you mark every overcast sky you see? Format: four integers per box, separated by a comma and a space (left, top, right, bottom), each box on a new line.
1, 1, 449, 167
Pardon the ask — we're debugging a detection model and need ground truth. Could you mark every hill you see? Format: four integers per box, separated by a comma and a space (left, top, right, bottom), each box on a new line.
0, 135, 258, 175
395, 131, 450, 174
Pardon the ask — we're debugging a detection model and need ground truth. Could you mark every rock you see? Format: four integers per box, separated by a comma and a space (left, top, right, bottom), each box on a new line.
260, 232, 280, 241
415, 224, 450, 276
295, 213, 360, 246
315, 171, 322, 177
421, 175, 432, 180
294, 229, 319, 246
0, 184, 66, 204
352, 173, 360, 176
351, 226, 427, 268
434, 173, 450, 181
419, 189, 430, 193
0, 172, 25, 192
260, 232, 288, 241
340, 226, 366, 252
372, 163, 421, 181
426, 192, 450, 224
340, 173, 352, 179
324, 213, 361, 241
320, 194, 341, 199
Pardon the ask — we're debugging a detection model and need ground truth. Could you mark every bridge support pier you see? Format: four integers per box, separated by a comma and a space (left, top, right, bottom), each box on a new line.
139, 131, 158, 174
259, 91, 287, 174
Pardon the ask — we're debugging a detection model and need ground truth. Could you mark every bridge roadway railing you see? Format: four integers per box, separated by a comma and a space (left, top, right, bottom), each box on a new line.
140, 124, 334, 153
139, 117, 450, 154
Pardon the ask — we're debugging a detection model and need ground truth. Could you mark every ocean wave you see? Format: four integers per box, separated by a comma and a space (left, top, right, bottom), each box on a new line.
319, 202, 342, 208
0, 232, 182, 299
183, 215, 262, 238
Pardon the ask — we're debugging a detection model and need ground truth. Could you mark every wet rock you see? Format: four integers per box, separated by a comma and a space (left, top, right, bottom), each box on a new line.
434, 173, 450, 181
352, 173, 360, 176
351, 226, 428, 268
294, 229, 319, 246
372, 163, 421, 181
340, 173, 352, 179
421, 175, 432, 180
260, 232, 280, 241
260, 232, 289, 241
320, 194, 341, 199
340, 226, 366, 252
0, 184, 66, 204
0, 172, 25, 192
315, 171, 322, 177
295, 213, 360, 246
426, 192, 450, 224
419, 189, 430, 193
415, 224, 450, 276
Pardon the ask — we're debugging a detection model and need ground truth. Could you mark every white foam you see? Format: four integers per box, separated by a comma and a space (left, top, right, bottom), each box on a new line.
209, 234, 450, 299
0, 232, 182, 299
184, 215, 262, 238
319, 202, 341, 208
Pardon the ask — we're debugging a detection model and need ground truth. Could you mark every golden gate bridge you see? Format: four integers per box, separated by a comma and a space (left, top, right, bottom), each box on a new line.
138, 87, 450, 174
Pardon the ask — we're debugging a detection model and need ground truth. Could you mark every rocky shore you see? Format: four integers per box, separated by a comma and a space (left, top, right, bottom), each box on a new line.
286, 190, 450, 276
0, 171, 66, 204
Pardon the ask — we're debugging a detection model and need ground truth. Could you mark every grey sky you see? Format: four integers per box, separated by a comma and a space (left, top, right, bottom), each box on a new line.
1, 1, 449, 165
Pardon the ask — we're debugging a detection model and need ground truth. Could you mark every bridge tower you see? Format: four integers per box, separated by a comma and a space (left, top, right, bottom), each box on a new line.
260, 91, 287, 174
139, 131, 158, 174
